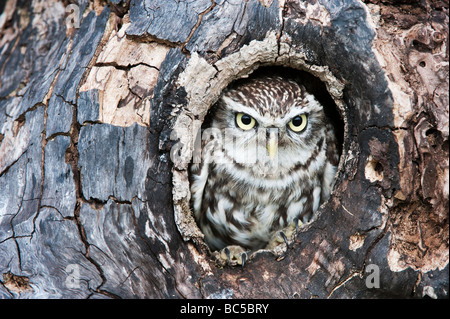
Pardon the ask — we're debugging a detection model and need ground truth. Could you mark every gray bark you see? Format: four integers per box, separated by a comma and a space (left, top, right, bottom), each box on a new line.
0, 0, 448, 299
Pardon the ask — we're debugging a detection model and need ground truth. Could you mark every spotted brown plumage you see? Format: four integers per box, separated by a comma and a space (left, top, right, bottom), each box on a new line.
190, 75, 339, 252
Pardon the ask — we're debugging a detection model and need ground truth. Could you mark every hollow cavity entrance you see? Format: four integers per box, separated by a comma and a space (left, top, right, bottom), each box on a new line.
187, 66, 345, 254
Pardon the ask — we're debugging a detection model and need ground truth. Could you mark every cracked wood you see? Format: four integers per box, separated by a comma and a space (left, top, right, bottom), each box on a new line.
0, 0, 448, 299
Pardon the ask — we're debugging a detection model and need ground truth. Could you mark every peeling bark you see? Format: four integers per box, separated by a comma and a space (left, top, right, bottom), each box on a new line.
0, 0, 448, 299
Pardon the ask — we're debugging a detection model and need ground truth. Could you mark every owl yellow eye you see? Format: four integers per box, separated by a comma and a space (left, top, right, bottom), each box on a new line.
236, 113, 256, 130
288, 114, 308, 132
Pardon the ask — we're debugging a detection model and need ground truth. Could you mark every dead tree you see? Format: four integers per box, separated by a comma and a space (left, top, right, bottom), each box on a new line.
0, 0, 448, 299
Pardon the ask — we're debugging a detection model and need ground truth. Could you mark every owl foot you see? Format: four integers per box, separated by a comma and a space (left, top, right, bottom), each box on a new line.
266, 218, 303, 253
213, 245, 249, 267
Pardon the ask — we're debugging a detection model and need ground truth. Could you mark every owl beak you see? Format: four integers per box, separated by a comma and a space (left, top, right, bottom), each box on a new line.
266, 129, 278, 160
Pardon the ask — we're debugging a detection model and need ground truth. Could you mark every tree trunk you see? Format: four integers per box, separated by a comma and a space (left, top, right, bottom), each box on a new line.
0, 0, 448, 299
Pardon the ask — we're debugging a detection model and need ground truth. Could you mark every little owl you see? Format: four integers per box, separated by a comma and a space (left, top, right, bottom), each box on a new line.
190, 74, 339, 262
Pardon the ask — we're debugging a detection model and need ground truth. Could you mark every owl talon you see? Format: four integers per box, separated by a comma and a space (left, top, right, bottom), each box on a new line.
293, 217, 299, 231
224, 247, 231, 262
215, 245, 249, 267
241, 252, 247, 267
266, 218, 304, 252
280, 231, 289, 247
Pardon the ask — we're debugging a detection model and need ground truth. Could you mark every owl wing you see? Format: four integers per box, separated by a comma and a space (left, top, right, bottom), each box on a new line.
189, 129, 216, 219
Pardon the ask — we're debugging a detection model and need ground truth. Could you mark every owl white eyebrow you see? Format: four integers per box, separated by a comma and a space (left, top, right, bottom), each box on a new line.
279, 97, 323, 120
281, 108, 308, 122
222, 95, 322, 127
222, 97, 263, 120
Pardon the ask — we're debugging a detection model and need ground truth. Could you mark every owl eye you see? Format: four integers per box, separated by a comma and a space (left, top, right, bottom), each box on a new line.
236, 113, 256, 130
288, 114, 308, 132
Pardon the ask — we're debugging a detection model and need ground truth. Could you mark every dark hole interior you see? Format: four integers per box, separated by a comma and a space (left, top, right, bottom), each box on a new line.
375, 161, 384, 174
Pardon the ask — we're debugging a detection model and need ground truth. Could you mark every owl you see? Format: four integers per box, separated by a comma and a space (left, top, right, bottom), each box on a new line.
190, 74, 339, 258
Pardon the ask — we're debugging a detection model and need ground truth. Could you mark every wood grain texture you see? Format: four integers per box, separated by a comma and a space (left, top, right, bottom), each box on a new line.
0, 0, 448, 299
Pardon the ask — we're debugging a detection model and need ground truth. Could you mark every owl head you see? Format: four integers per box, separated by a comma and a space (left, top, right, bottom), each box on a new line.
208, 75, 328, 178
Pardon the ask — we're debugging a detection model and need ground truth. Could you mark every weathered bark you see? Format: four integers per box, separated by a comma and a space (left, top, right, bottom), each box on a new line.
0, 0, 448, 299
